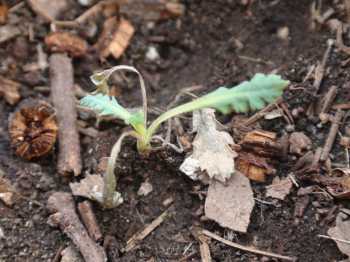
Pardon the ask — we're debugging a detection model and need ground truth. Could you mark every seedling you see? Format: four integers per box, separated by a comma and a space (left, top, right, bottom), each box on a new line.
80, 65, 289, 208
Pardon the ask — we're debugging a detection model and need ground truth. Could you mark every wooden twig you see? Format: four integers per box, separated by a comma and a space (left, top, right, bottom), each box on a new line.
77, 201, 102, 242
318, 85, 338, 115
318, 234, 350, 245
47, 192, 106, 262
124, 208, 171, 252
314, 39, 334, 93
198, 234, 212, 262
243, 97, 283, 126
50, 53, 82, 176
202, 230, 297, 262
320, 110, 345, 162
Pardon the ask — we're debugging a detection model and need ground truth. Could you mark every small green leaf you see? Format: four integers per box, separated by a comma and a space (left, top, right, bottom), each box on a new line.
203, 73, 289, 114
80, 94, 132, 123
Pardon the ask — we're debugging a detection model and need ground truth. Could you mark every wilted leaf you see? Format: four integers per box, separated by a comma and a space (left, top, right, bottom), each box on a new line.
180, 109, 236, 183
70, 174, 123, 207
205, 172, 255, 233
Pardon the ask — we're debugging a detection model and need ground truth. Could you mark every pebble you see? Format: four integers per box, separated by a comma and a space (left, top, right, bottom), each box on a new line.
145, 46, 160, 61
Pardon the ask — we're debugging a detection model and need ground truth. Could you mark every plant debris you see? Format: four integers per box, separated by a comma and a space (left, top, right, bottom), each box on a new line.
70, 174, 123, 207
205, 172, 254, 233
0, 76, 21, 105
45, 32, 88, 57
0, 25, 21, 44
0, 176, 15, 207
289, 132, 312, 156
8, 99, 57, 160
28, 0, 70, 22
0, 2, 8, 24
266, 176, 293, 200
60, 245, 84, 262
328, 210, 350, 257
47, 192, 107, 262
137, 180, 153, 196
180, 109, 236, 183
96, 17, 135, 60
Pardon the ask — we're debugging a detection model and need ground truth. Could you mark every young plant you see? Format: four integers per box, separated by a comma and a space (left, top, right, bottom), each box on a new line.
80, 65, 289, 208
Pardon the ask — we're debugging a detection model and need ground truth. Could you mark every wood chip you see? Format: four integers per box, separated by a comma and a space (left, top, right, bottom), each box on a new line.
0, 76, 21, 105
266, 177, 293, 200
205, 172, 255, 233
45, 32, 88, 57
96, 16, 134, 60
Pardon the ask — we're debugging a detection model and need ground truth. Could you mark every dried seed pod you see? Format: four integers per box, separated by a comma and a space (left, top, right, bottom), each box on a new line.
9, 100, 57, 160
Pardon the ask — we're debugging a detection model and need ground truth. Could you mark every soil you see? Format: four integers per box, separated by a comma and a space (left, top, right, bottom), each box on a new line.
1, 0, 349, 261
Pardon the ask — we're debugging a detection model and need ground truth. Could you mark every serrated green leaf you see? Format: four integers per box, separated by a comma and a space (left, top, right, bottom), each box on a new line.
80, 94, 132, 123
202, 73, 289, 114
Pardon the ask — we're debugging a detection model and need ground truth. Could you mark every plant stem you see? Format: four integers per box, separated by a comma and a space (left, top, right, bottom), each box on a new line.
103, 131, 137, 209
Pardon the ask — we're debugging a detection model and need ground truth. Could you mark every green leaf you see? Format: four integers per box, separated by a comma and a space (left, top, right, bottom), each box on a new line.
80, 94, 143, 125
202, 73, 289, 114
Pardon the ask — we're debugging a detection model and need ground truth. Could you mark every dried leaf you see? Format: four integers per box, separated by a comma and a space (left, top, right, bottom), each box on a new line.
266, 177, 293, 200
96, 17, 134, 59
328, 211, 350, 257
45, 32, 88, 57
0, 76, 20, 105
205, 172, 255, 233
28, 0, 69, 21
70, 174, 123, 207
289, 132, 311, 155
180, 109, 236, 183
240, 130, 280, 157
236, 152, 275, 182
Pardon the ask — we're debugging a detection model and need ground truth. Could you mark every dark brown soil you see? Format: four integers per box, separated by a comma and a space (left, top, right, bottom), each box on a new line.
1, 0, 349, 261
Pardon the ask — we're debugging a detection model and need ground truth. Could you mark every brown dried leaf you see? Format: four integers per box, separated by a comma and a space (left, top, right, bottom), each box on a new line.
236, 152, 275, 182
45, 32, 88, 57
0, 76, 21, 105
289, 132, 311, 156
266, 177, 293, 200
205, 172, 255, 233
96, 17, 135, 60
8, 100, 57, 160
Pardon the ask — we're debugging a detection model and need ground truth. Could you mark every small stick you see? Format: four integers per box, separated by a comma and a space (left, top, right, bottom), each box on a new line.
47, 192, 106, 262
202, 230, 296, 262
320, 109, 345, 162
318, 234, 350, 245
198, 234, 212, 262
243, 97, 283, 126
50, 53, 82, 176
318, 85, 338, 115
314, 39, 334, 93
124, 208, 171, 252
77, 201, 102, 242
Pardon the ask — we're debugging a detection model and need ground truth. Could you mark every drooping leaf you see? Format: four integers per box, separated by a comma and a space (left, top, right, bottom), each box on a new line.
80, 94, 144, 127
202, 73, 289, 114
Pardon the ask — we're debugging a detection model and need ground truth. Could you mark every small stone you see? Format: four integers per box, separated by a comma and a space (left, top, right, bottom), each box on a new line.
145, 46, 160, 61
277, 26, 289, 40
285, 124, 295, 132
78, 0, 94, 6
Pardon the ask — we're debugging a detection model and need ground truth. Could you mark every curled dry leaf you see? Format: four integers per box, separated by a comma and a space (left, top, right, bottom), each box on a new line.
45, 32, 88, 57
70, 174, 123, 207
180, 109, 236, 183
328, 211, 350, 257
205, 172, 255, 233
95, 17, 134, 60
0, 76, 21, 105
236, 152, 275, 182
8, 100, 57, 160
289, 132, 311, 155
